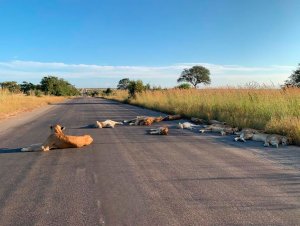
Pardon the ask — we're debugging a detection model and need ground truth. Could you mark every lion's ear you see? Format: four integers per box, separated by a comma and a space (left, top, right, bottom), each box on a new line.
61, 126, 66, 130
50, 125, 53, 130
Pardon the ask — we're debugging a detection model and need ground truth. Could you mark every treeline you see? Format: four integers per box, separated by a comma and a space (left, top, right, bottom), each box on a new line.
0, 76, 80, 96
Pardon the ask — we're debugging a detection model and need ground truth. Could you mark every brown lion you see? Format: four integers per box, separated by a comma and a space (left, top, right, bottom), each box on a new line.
21, 124, 93, 152
124, 116, 163, 126
163, 115, 182, 121
147, 126, 169, 135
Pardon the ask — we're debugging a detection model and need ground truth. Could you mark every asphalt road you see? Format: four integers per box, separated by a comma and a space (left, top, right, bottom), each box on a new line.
0, 97, 299, 226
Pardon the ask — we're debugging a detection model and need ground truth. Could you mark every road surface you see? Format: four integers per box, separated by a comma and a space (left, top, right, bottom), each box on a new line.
0, 97, 299, 225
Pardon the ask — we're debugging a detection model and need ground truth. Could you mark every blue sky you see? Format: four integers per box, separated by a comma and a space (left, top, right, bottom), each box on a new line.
0, 0, 299, 87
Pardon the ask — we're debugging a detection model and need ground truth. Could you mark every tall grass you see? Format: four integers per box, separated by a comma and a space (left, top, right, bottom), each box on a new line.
0, 89, 67, 120
106, 88, 300, 145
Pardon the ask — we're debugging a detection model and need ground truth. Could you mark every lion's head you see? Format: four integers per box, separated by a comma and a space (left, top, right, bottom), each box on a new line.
160, 127, 169, 135
50, 124, 65, 134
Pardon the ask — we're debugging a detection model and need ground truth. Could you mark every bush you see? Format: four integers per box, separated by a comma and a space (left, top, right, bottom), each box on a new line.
127, 80, 145, 98
102, 88, 113, 96
90, 90, 100, 97
34, 90, 43, 97
176, 83, 191, 89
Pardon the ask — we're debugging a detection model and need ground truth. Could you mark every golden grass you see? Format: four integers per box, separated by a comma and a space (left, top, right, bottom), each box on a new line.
0, 89, 67, 120
106, 88, 300, 145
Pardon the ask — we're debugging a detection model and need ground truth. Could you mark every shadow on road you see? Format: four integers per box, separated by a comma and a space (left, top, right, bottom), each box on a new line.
0, 148, 23, 154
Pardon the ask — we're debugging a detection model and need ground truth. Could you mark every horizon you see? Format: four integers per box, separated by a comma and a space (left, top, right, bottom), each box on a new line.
0, 0, 299, 87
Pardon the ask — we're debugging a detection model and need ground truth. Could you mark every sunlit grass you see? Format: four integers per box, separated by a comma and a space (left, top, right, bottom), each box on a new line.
106, 88, 300, 145
0, 89, 67, 120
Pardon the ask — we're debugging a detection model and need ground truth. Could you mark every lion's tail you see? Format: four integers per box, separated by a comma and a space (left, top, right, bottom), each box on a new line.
21, 143, 43, 152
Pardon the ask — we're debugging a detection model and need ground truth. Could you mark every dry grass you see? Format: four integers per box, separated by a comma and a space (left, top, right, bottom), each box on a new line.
106, 88, 300, 145
0, 89, 67, 120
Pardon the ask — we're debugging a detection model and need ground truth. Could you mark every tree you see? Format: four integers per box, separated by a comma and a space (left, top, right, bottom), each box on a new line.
0, 81, 21, 93
117, 78, 130, 90
127, 80, 145, 98
176, 83, 191, 89
40, 76, 80, 96
20, 81, 36, 94
285, 63, 300, 87
145, 83, 151, 90
177, 65, 211, 88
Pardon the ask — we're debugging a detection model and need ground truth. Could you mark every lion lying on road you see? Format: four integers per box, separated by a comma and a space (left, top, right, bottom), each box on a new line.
21, 124, 93, 152
177, 122, 198, 130
124, 116, 163, 126
163, 115, 182, 121
199, 124, 238, 136
94, 120, 123, 128
234, 128, 288, 148
234, 128, 260, 142
147, 126, 169, 135
191, 118, 226, 125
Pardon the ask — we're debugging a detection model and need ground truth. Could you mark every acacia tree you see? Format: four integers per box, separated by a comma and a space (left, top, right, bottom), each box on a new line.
285, 63, 300, 87
117, 78, 130, 90
177, 65, 211, 88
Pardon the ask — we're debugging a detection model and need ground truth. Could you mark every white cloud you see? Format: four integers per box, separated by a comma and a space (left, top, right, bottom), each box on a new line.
0, 60, 294, 88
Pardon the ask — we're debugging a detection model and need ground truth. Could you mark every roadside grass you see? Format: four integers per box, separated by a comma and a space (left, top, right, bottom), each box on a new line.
0, 89, 67, 120
106, 88, 300, 145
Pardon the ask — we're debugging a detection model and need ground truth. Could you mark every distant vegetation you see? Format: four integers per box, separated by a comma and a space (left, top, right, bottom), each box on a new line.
0, 76, 80, 96
0, 76, 77, 120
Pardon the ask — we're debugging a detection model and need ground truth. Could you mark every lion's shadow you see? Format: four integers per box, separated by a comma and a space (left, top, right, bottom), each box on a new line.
0, 148, 23, 154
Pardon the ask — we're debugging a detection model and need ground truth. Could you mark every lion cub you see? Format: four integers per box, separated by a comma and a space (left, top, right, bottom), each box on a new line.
21, 125, 93, 152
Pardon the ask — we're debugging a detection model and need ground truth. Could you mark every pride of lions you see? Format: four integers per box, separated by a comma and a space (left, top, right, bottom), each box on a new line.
21, 114, 290, 152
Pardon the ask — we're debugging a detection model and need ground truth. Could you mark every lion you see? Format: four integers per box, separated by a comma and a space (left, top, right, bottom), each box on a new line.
235, 130, 289, 148
123, 116, 146, 124
264, 134, 288, 148
251, 133, 288, 148
190, 117, 207, 124
94, 120, 123, 128
234, 128, 260, 142
163, 115, 182, 121
124, 116, 163, 126
177, 122, 198, 130
147, 126, 169, 135
199, 124, 238, 136
191, 118, 226, 125
21, 124, 93, 152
